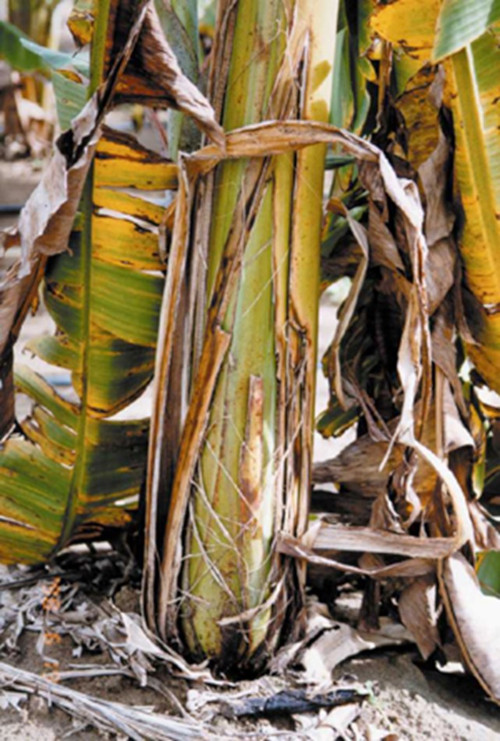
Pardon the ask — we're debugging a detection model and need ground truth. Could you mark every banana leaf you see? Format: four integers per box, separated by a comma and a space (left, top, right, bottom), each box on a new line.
2, 125, 168, 562
0, 21, 51, 72
0, 0, 221, 566
0, 72, 166, 567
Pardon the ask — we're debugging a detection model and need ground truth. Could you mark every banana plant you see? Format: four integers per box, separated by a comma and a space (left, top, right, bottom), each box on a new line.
143, 0, 340, 672
1, 0, 498, 696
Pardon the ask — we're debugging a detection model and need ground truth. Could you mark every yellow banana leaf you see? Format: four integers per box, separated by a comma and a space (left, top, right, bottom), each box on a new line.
0, 127, 169, 565
0, 0, 222, 566
444, 29, 500, 390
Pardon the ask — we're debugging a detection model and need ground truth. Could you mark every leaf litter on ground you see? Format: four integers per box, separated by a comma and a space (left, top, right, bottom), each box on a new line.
0, 548, 397, 739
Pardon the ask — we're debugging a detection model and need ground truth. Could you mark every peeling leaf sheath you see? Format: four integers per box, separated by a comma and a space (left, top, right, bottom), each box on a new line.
143, 157, 192, 628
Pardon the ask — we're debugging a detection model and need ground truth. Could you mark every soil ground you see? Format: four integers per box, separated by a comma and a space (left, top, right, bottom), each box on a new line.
0, 159, 499, 740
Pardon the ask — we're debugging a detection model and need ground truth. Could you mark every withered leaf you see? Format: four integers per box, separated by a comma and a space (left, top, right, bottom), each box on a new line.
439, 553, 500, 704
399, 575, 440, 660
114, 2, 224, 147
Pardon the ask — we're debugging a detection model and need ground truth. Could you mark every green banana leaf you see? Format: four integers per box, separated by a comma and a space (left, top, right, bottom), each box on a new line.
52, 71, 88, 130
477, 550, 500, 597
330, 2, 372, 134
0, 20, 48, 72
0, 20, 89, 75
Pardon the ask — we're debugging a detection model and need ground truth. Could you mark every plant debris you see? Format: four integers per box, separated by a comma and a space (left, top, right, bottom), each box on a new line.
218, 687, 367, 719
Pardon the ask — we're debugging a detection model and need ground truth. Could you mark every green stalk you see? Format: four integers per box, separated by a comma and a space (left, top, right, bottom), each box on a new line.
181, 0, 285, 665
168, 0, 339, 671
89, 0, 111, 94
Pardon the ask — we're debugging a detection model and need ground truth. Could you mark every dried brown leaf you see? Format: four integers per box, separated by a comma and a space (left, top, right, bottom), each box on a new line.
419, 132, 455, 247
431, 305, 468, 417
410, 439, 474, 546
368, 202, 405, 272
271, 600, 410, 682
313, 412, 435, 501
312, 522, 455, 559
115, 3, 224, 146
300, 619, 404, 684
329, 208, 370, 409
398, 575, 440, 660
277, 534, 436, 579
425, 238, 456, 314
439, 553, 500, 704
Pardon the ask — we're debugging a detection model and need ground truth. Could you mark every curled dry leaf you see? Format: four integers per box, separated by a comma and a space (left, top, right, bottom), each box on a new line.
313, 407, 436, 501
398, 575, 440, 660
300, 620, 408, 685
278, 533, 436, 580
439, 553, 500, 704
271, 599, 410, 682
113, 1, 224, 146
